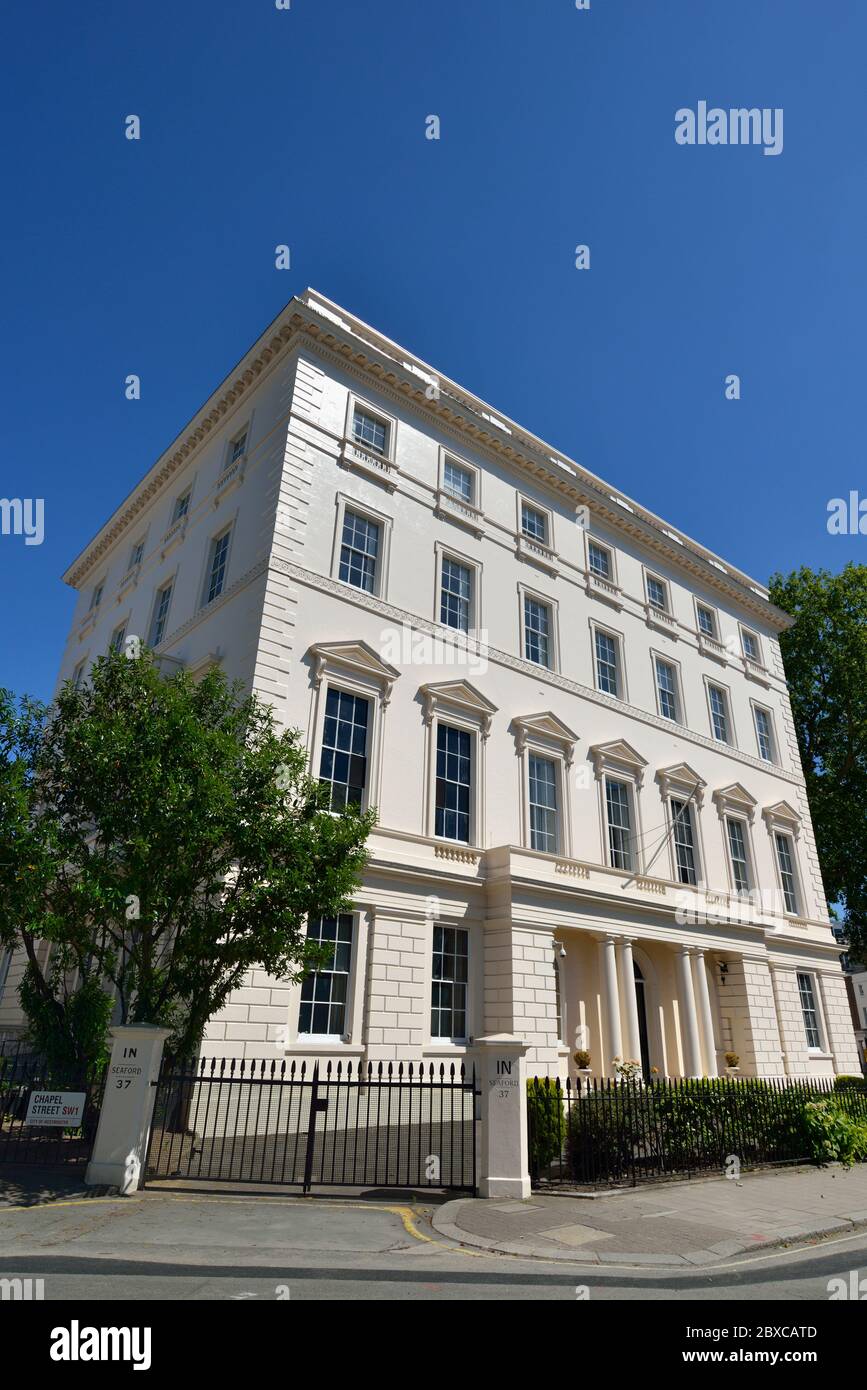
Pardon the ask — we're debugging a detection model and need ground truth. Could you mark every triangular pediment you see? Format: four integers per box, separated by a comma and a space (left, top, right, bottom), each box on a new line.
762, 800, 801, 830
656, 762, 706, 793
712, 782, 758, 817
419, 679, 498, 719
590, 739, 647, 770
308, 640, 400, 686
511, 711, 579, 751
589, 739, 648, 784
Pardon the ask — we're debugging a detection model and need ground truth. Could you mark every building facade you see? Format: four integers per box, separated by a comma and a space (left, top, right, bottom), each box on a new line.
844, 968, 867, 1075
0, 290, 859, 1081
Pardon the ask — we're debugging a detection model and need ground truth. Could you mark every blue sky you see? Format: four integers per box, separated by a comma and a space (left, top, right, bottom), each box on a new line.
2, 0, 865, 702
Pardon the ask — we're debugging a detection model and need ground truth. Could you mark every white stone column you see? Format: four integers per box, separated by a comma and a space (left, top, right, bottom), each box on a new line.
767, 962, 791, 1076
599, 936, 622, 1071
691, 949, 718, 1078
85, 1025, 171, 1194
675, 946, 703, 1078
474, 1034, 531, 1199
616, 938, 642, 1066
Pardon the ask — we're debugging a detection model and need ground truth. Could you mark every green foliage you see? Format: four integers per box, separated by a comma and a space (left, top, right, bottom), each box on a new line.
561, 1079, 867, 1182
18, 968, 113, 1075
526, 1079, 566, 1172
565, 1088, 638, 1181
0, 652, 374, 1067
800, 1099, 867, 1168
834, 1075, 867, 1090
768, 564, 867, 951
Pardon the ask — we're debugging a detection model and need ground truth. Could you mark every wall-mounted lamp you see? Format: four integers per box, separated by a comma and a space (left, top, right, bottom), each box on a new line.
719, 962, 729, 986
559, 944, 567, 959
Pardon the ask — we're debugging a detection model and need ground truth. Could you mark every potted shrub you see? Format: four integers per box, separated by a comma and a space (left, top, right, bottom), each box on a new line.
573, 1049, 592, 1082
725, 1051, 740, 1075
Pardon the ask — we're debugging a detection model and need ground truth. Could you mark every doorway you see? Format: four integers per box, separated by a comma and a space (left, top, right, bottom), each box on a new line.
634, 961, 651, 1079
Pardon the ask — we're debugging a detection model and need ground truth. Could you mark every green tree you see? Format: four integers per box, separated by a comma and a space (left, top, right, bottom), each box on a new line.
0, 651, 374, 1069
769, 563, 867, 959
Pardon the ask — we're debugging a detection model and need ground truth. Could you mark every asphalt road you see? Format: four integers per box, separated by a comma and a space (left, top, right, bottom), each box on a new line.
1, 1188, 866, 1300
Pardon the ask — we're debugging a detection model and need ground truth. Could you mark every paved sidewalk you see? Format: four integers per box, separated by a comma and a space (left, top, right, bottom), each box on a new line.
433, 1164, 867, 1267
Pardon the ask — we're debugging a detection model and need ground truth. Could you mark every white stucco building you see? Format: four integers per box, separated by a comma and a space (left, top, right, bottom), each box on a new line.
0, 290, 859, 1082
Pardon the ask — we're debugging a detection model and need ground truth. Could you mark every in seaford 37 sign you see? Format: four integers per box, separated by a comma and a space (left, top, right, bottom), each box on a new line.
25, 1091, 86, 1128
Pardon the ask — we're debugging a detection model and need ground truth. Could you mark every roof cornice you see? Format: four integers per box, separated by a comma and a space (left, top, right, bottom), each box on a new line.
62, 288, 792, 630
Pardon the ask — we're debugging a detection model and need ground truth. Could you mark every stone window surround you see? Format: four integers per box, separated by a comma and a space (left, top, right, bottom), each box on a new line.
344, 390, 397, 464
694, 595, 720, 638
518, 582, 561, 673
512, 712, 579, 859
222, 410, 253, 476
704, 673, 738, 748
168, 476, 196, 531
306, 640, 400, 816
147, 569, 179, 649
590, 739, 648, 875
435, 446, 485, 537
655, 763, 708, 888
285, 904, 372, 1052
583, 530, 622, 603
429, 920, 471, 1045
750, 697, 779, 765
643, 566, 671, 613
589, 615, 629, 703
739, 622, 764, 666
762, 801, 805, 920
712, 783, 759, 897
650, 646, 687, 726
108, 614, 131, 656
420, 679, 497, 848
796, 967, 830, 1055
197, 511, 238, 612
433, 540, 483, 637
516, 491, 554, 548
330, 491, 394, 600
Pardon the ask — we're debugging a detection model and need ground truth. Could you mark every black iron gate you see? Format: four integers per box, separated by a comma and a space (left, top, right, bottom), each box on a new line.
145, 1057, 478, 1193
0, 1043, 105, 1169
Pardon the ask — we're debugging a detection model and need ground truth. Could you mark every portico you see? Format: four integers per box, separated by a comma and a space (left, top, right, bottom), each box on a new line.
557, 928, 723, 1080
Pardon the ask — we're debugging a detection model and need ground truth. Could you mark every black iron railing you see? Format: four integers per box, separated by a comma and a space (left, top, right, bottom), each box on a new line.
146, 1057, 478, 1192
528, 1074, 867, 1188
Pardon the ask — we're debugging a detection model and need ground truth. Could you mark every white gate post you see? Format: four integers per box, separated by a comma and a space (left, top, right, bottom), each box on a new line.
85, 1025, 171, 1194
474, 1033, 531, 1199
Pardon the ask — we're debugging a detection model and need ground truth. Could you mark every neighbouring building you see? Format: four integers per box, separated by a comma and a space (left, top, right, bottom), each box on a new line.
843, 967, 867, 1075
0, 290, 860, 1082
